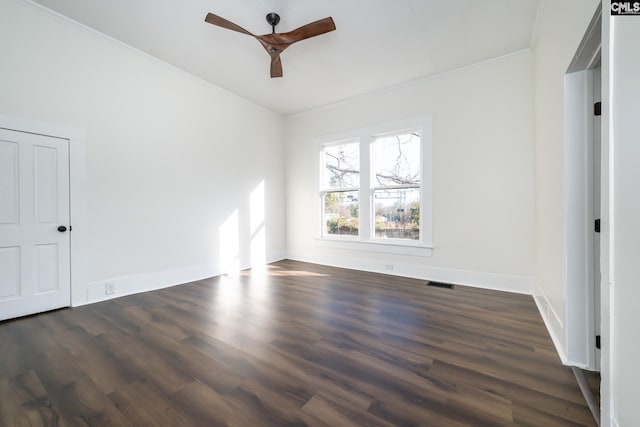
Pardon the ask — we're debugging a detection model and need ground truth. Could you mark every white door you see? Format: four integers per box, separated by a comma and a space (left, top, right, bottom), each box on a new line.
0, 128, 71, 321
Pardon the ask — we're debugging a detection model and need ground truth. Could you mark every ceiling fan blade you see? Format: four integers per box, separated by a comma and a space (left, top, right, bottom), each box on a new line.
270, 55, 283, 78
278, 17, 336, 44
205, 13, 254, 37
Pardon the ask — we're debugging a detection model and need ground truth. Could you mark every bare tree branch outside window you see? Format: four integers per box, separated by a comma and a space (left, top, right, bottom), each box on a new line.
372, 131, 421, 240
373, 132, 421, 186
323, 143, 359, 189
324, 133, 420, 188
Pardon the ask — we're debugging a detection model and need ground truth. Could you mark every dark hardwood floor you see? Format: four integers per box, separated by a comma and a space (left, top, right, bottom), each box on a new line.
0, 260, 596, 426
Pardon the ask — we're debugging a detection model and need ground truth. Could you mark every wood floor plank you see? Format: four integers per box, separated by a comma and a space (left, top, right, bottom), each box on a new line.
367, 397, 444, 426
0, 325, 31, 378
429, 359, 595, 426
53, 325, 140, 395
438, 382, 515, 427
170, 380, 261, 427
0, 371, 54, 426
94, 329, 193, 395
56, 375, 130, 426
182, 333, 317, 407
0, 260, 597, 426
512, 403, 587, 427
108, 380, 193, 427
302, 392, 395, 427
223, 383, 332, 427
203, 331, 378, 411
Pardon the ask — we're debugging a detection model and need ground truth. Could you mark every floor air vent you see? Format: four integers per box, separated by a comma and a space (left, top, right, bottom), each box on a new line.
426, 281, 455, 289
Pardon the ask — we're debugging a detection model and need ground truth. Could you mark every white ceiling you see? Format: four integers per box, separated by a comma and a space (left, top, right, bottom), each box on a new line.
32, 0, 541, 116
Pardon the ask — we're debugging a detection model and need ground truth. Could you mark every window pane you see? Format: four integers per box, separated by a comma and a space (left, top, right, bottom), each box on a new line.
323, 142, 360, 189
374, 188, 420, 240
324, 191, 359, 236
373, 131, 421, 186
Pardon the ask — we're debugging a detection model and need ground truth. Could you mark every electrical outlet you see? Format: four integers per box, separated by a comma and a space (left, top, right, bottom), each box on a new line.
384, 264, 394, 271
105, 282, 115, 295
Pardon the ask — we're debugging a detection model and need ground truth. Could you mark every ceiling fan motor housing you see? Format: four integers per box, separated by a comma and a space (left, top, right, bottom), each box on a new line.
266, 13, 280, 30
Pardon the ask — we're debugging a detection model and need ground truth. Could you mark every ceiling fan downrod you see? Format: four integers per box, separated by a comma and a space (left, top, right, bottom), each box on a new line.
266, 13, 280, 34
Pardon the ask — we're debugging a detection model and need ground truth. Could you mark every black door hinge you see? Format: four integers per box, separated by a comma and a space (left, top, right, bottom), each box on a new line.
594, 102, 602, 116
595, 219, 601, 233
596, 335, 601, 349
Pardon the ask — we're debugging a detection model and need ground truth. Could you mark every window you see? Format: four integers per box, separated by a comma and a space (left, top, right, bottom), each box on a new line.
321, 141, 360, 237
372, 130, 421, 241
318, 117, 432, 251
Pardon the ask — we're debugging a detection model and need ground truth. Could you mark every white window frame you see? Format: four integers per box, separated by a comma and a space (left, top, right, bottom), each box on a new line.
319, 138, 361, 241
316, 117, 433, 256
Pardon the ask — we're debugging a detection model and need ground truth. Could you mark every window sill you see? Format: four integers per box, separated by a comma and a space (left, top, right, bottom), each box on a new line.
314, 237, 433, 257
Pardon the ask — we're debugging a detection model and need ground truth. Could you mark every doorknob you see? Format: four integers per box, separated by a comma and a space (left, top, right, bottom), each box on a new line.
57, 226, 67, 232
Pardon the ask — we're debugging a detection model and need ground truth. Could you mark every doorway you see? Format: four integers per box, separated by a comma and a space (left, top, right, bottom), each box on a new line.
592, 63, 601, 371
0, 114, 87, 313
564, 3, 602, 373
563, 6, 603, 425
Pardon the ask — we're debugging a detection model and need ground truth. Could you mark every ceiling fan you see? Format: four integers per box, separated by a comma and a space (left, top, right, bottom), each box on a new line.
204, 12, 336, 78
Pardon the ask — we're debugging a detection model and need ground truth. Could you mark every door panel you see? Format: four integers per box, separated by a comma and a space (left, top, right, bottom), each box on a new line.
36, 244, 59, 294
0, 246, 20, 300
0, 141, 19, 225
0, 129, 70, 321
34, 145, 59, 224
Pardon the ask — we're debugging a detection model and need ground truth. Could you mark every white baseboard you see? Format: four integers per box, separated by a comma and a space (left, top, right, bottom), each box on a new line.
533, 283, 568, 365
86, 264, 217, 304
82, 256, 285, 305
287, 253, 535, 295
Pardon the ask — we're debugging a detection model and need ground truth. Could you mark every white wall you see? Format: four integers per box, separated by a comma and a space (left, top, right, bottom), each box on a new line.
284, 51, 535, 292
0, 0, 285, 303
610, 13, 640, 427
532, 0, 600, 359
